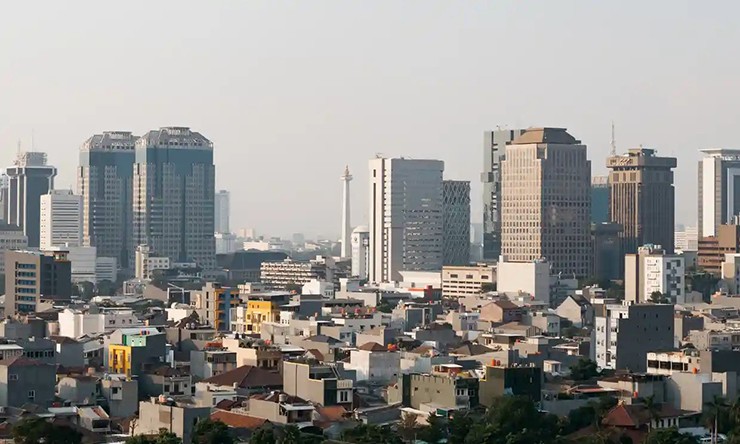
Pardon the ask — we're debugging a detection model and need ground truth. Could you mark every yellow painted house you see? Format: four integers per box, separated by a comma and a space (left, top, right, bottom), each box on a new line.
108, 345, 133, 376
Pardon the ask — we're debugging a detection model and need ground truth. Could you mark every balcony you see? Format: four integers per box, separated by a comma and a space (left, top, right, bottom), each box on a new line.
337, 379, 353, 389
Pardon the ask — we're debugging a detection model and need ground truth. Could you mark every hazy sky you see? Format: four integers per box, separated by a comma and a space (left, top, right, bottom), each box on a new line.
2, 1, 739, 239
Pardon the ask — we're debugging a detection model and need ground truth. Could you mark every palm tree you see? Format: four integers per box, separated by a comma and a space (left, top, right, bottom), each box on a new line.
705, 395, 729, 444
642, 395, 661, 431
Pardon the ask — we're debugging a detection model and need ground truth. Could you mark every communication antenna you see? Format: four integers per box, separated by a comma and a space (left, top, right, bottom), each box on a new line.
610, 121, 616, 156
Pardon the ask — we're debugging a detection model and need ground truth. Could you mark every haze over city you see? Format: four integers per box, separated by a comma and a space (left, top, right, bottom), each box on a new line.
2, 1, 739, 238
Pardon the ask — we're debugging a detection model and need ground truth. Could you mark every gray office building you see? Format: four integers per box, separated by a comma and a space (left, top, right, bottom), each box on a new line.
133, 127, 216, 270
443, 180, 470, 266
78, 132, 137, 268
4, 250, 72, 316
4, 152, 56, 247
591, 175, 610, 224
481, 129, 526, 260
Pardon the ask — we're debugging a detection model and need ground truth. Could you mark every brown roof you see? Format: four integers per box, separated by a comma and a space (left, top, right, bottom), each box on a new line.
317, 405, 348, 422
511, 127, 579, 145
357, 342, 387, 352
49, 336, 79, 345
601, 403, 685, 428
211, 411, 266, 430
305, 349, 325, 361
452, 342, 493, 356
215, 399, 237, 411
492, 300, 519, 310
202, 365, 282, 389
250, 391, 307, 404
0, 356, 47, 367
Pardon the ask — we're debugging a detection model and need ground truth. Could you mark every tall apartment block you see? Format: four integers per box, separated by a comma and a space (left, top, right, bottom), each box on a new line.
591, 175, 609, 224
698, 149, 740, 238
625, 244, 684, 304
78, 131, 137, 268
4, 250, 72, 316
132, 127, 216, 270
500, 128, 591, 277
442, 180, 471, 266
215, 190, 230, 234
351, 225, 369, 279
368, 158, 444, 283
607, 148, 677, 261
4, 152, 57, 247
481, 129, 526, 261
40, 190, 83, 250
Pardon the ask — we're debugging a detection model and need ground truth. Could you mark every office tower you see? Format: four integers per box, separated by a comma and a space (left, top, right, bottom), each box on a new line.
215, 190, 230, 234
607, 148, 676, 262
675, 225, 699, 251
368, 158, 444, 283
625, 244, 684, 304
481, 129, 526, 260
698, 224, 740, 275
78, 131, 137, 267
698, 149, 740, 238
442, 180, 471, 266
4, 250, 72, 316
0, 223, 28, 274
0, 173, 8, 222
500, 128, 591, 277
591, 175, 609, 224
592, 222, 622, 281
351, 225, 369, 279
132, 127, 216, 270
340, 166, 353, 258
40, 190, 83, 250
4, 152, 57, 247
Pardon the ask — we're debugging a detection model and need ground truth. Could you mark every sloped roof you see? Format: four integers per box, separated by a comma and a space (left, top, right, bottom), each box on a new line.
452, 342, 493, 356
357, 342, 387, 352
202, 365, 282, 388
601, 403, 685, 428
211, 411, 266, 430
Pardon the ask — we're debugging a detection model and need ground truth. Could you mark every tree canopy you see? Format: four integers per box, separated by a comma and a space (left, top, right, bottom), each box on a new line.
13, 418, 83, 444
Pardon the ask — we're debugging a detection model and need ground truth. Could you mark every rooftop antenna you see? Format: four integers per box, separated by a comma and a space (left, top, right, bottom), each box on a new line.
610, 121, 616, 156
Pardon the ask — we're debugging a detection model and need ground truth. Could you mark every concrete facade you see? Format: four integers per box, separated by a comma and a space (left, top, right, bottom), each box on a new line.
625, 244, 684, 304
441, 264, 495, 299
442, 180, 470, 266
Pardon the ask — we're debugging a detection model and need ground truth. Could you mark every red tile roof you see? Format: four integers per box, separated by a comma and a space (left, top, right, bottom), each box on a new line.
211, 411, 266, 430
202, 365, 282, 389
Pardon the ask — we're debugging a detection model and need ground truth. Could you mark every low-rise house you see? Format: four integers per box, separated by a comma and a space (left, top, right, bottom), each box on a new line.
222, 337, 282, 370
283, 360, 354, 409
411, 323, 459, 350
137, 398, 212, 443
17, 337, 56, 365
295, 335, 346, 363
391, 302, 444, 331
246, 391, 314, 428
190, 349, 238, 380
140, 365, 192, 398
555, 295, 594, 328
100, 373, 139, 418
400, 346, 456, 373
345, 342, 400, 383
388, 364, 479, 416
478, 363, 542, 406
50, 336, 85, 368
57, 375, 100, 405
479, 300, 522, 324
0, 356, 56, 407
355, 326, 401, 348
521, 310, 561, 336
77, 406, 111, 434
199, 365, 282, 397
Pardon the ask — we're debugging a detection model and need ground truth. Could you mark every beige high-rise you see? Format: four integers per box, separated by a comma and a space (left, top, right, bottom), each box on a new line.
607, 148, 676, 259
500, 128, 591, 277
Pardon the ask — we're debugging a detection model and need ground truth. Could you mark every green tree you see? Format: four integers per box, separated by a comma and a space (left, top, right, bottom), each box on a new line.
570, 358, 600, 381
96, 279, 119, 296
153, 429, 183, 444
191, 419, 233, 444
341, 424, 403, 444
249, 428, 276, 444
447, 411, 473, 444
417, 414, 446, 444
649, 291, 668, 303
279, 425, 300, 444
705, 395, 730, 441
397, 412, 418, 442
13, 418, 83, 444
644, 428, 698, 444
641, 395, 661, 431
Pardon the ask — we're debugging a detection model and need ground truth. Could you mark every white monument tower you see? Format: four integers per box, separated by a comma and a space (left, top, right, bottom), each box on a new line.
340, 165, 353, 258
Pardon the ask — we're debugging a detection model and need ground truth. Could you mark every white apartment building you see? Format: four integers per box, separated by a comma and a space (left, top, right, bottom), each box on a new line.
40, 190, 83, 250
368, 157, 444, 283
594, 303, 674, 372
646, 350, 700, 376
58, 307, 142, 338
135, 244, 171, 280
441, 264, 495, 298
698, 149, 740, 238
496, 257, 550, 304
625, 244, 685, 303
0, 223, 28, 274
675, 225, 698, 251
351, 225, 369, 279
215, 190, 230, 234
722, 253, 740, 294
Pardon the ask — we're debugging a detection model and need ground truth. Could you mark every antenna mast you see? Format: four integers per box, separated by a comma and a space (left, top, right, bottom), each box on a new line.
610, 121, 616, 156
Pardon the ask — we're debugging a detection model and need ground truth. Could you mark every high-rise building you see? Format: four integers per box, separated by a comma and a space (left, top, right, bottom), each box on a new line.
698, 224, 740, 275
340, 166, 353, 258
442, 180, 470, 266
698, 149, 740, 238
625, 244, 684, 304
607, 148, 677, 260
78, 131, 137, 267
592, 222, 622, 281
0, 223, 27, 275
132, 127, 216, 270
215, 190, 230, 234
500, 128, 591, 277
4, 152, 57, 247
481, 129, 526, 260
675, 225, 699, 251
351, 225, 369, 279
368, 158, 444, 283
40, 190, 83, 250
591, 175, 609, 224
4, 250, 72, 316
0, 173, 8, 222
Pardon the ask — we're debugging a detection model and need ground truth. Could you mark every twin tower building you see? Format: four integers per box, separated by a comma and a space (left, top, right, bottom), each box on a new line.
77, 127, 216, 271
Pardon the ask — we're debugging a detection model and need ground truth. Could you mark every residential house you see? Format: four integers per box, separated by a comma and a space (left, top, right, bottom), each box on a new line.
479, 300, 523, 324
0, 356, 56, 407
345, 342, 401, 383
137, 398, 212, 444
283, 360, 354, 409
555, 295, 594, 328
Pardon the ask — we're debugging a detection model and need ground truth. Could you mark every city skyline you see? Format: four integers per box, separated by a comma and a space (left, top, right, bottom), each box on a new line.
2, 2, 739, 238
